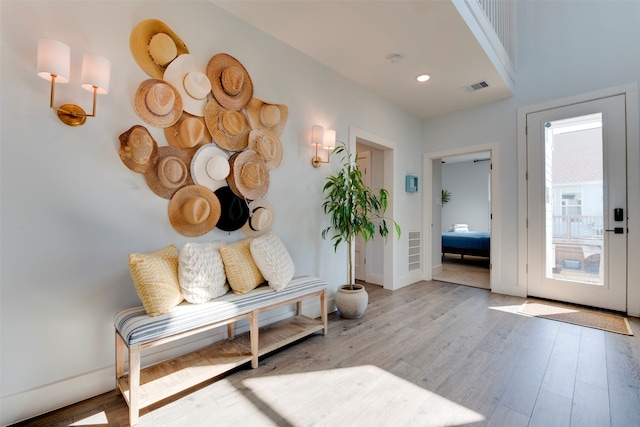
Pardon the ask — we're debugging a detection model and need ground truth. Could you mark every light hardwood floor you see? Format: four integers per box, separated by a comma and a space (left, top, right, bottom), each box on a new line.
13, 280, 640, 427
433, 255, 490, 289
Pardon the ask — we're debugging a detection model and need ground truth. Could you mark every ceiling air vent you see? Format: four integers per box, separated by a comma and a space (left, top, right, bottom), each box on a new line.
464, 80, 490, 93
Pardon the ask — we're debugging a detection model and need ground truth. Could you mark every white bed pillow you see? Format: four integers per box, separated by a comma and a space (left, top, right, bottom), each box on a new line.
449, 224, 469, 232
178, 241, 228, 303
250, 231, 295, 291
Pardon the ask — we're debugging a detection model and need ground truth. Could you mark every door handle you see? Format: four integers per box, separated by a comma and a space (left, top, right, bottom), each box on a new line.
605, 227, 624, 234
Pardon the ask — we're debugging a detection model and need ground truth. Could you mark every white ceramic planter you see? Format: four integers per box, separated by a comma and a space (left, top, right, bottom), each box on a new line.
335, 284, 368, 318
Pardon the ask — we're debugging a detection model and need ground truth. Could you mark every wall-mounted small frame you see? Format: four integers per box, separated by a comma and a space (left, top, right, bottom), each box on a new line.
405, 175, 418, 193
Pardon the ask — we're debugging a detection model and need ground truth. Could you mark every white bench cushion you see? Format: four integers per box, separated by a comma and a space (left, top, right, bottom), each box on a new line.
115, 276, 326, 346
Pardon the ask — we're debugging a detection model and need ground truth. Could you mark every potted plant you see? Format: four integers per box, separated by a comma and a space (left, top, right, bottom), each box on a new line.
322, 142, 401, 318
442, 189, 452, 206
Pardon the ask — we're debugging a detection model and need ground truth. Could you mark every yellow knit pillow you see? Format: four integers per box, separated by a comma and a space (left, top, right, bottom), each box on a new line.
219, 238, 265, 294
128, 244, 183, 316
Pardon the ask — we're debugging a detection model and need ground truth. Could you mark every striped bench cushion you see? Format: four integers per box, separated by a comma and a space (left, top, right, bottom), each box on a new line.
115, 276, 326, 346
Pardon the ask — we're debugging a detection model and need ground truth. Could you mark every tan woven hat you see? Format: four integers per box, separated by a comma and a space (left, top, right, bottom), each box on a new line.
248, 129, 283, 170
168, 185, 221, 237
144, 146, 194, 199
164, 114, 212, 150
246, 98, 288, 136
130, 19, 189, 79
206, 53, 253, 111
241, 199, 274, 237
204, 99, 250, 151
227, 150, 269, 201
118, 125, 158, 173
190, 144, 230, 192
163, 54, 211, 116
134, 79, 183, 128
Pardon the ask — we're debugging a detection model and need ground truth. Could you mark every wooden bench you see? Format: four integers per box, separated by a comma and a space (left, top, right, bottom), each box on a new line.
114, 276, 327, 425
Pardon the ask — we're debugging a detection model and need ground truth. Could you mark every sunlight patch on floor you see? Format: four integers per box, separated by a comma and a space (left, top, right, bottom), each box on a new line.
488, 304, 527, 314
241, 364, 486, 426
71, 411, 108, 425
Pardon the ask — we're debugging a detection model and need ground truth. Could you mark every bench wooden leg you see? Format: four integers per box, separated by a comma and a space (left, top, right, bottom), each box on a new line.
115, 331, 125, 395
250, 311, 259, 368
227, 322, 235, 340
296, 300, 303, 315
321, 289, 328, 335
129, 344, 141, 426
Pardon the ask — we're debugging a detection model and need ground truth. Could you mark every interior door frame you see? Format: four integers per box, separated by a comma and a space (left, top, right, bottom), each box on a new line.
354, 150, 372, 283
422, 142, 499, 292
348, 126, 397, 290
517, 83, 640, 315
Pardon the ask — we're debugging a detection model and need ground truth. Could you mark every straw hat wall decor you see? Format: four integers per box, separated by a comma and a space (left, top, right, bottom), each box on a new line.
130, 19, 189, 79
164, 114, 212, 151
119, 19, 293, 237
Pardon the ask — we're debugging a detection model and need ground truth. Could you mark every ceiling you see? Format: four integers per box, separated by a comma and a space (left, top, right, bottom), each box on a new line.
212, 0, 513, 119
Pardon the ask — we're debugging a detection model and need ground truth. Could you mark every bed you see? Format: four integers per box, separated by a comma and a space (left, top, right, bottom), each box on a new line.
442, 231, 491, 259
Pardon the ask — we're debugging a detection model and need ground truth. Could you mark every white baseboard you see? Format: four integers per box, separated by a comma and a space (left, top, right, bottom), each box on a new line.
0, 298, 332, 427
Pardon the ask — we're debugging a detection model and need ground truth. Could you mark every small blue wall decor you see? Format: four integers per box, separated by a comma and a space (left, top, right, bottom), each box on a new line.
405, 175, 418, 193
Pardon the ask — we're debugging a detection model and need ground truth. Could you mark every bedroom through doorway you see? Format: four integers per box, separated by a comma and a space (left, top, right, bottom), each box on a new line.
427, 147, 496, 290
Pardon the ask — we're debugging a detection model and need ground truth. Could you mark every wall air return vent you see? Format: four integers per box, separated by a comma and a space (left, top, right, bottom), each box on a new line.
464, 80, 490, 93
408, 231, 421, 272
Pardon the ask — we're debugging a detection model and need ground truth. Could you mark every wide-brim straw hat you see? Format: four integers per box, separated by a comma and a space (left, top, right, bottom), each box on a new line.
164, 113, 212, 151
206, 53, 253, 111
227, 150, 269, 201
130, 19, 189, 79
163, 54, 211, 116
204, 99, 250, 151
134, 79, 183, 128
168, 185, 221, 237
118, 125, 158, 173
190, 144, 230, 192
241, 199, 274, 237
144, 146, 194, 199
248, 128, 283, 170
214, 186, 250, 232
246, 98, 288, 136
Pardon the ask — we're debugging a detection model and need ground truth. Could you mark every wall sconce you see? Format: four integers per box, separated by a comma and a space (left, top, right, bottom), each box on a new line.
37, 39, 111, 126
311, 125, 336, 168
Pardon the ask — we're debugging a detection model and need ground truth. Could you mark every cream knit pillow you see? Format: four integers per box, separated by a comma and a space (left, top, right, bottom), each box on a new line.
178, 242, 228, 303
250, 231, 295, 291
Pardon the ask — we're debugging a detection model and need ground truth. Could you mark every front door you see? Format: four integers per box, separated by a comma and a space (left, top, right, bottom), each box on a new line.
526, 95, 627, 311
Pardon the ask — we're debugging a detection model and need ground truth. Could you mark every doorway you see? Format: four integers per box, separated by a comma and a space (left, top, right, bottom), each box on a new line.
348, 126, 397, 290
423, 143, 499, 291
526, 94, 627, 311
434, 152, 492, 289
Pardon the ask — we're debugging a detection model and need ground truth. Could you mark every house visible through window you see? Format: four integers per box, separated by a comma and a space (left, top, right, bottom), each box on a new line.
561, 189, 582, 219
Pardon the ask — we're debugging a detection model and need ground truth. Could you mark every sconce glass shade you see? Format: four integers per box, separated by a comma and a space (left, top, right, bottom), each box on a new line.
81, 54, 111, 94
311, 125, 324, 146
37, 39, 70, 83
323, 129, 336, 149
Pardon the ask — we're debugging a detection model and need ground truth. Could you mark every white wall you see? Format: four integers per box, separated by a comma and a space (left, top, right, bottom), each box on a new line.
0, 1, 424, 424
441, 160, 491, 232
423, 0, 640, 298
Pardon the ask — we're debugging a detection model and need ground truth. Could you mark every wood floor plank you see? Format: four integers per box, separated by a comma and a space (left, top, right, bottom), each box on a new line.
539, 329, 580, 399
528, 389, 572, 427
570, 380, 610, 427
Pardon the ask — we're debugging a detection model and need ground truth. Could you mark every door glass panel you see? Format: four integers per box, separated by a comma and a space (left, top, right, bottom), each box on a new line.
544, 113, 603, 285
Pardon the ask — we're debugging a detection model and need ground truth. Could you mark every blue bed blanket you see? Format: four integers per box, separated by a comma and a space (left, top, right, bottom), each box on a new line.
442, 231, 490, 251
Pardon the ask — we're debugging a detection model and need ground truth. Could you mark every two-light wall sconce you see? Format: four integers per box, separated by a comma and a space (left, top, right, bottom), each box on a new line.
37, 39, 111, 126
311, 125, 336, 168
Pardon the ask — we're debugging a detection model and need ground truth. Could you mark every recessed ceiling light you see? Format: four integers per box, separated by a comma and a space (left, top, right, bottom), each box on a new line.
416, 74, 430, 82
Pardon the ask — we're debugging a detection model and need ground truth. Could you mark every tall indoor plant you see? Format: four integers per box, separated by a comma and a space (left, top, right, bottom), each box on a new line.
322, 142, 400, 318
